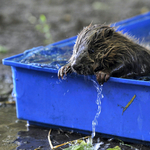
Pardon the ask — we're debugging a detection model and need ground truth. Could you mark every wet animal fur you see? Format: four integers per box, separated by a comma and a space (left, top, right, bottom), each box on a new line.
58, 24, 150, 84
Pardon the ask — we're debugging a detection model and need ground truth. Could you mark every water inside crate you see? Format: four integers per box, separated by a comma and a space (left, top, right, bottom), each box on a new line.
12, 45, 73, 69
10, 35, 150, 81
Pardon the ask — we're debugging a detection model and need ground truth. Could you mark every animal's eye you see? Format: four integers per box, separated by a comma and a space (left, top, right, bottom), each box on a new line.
88, 49, 94, 54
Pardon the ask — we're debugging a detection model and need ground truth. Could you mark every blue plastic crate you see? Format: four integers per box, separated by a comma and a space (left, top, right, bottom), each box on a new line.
3, 12, 150, 144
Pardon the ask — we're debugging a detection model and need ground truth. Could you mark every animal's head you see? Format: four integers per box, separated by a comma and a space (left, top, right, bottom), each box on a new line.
70, 24, 115, 75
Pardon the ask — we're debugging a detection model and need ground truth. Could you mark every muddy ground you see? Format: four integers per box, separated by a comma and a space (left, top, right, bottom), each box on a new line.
0, 0, 150, 149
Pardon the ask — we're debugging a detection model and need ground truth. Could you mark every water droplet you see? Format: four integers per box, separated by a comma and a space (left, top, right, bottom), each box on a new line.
62, 76, 67, 80
94, 142, 104, 150
56, 79, 62, 84
56, 81, 60, 84
108, 138, 113, 142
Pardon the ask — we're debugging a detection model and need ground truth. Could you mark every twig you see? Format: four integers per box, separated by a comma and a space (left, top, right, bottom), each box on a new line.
53, 136, 90, 149
48, 129, 91, 149
48, 129, 54, 149
122, 95, 136, 115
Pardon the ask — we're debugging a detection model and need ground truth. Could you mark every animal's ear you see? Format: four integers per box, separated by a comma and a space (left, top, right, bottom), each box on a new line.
103, 28, 114, 38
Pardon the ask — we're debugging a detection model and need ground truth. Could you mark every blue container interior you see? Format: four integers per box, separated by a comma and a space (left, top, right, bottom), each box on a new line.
3, 36, 76, 73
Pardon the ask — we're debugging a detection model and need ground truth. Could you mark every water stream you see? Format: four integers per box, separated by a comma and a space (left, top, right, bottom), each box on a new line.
91, 80, 103, 139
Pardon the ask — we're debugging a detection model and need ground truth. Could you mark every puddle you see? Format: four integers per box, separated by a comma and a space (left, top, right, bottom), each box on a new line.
0, 106, 26, 150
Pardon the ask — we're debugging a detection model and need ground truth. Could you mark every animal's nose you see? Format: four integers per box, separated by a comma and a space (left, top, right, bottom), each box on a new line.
72, 64, 82, 71
72, 63, 78, 70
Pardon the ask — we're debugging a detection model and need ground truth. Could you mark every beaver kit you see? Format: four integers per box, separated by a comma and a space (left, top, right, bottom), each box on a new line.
3, 12, 150, 144
58, 24, 150, 84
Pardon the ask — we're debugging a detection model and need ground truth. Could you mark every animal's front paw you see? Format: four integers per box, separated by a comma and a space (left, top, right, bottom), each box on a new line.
58, 64, 72, 79
95, 71, 110, 85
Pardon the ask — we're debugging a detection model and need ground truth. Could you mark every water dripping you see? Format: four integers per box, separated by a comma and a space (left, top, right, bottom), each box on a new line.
56, 79, 62, 84
91, 79, 104, 139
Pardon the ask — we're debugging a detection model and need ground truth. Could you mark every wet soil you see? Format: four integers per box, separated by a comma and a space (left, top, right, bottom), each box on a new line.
1, 0, 150, 149
15, 126, 150, 150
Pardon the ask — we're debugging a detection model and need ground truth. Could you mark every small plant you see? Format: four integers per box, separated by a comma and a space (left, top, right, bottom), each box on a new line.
0, 45, 8, 53
28, 14, 53, 45
63, 140, 93, 150
107, 146, 121, 150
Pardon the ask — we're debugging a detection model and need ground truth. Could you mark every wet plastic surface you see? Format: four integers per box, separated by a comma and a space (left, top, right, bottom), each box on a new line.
2, 12, 150, 144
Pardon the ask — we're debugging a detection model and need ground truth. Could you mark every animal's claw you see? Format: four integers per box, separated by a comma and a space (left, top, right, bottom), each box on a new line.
58, 65, 72, 79
95, 71, 110, 85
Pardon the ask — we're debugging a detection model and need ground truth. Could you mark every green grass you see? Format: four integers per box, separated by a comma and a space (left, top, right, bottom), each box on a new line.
28, 14, 53, 45
0, 45, 8, 53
